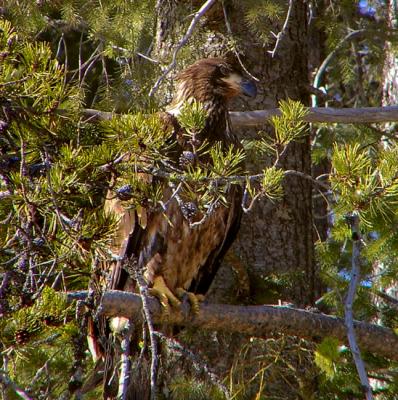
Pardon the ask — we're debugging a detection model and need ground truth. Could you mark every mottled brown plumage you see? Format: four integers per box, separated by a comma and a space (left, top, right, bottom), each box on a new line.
105, 58, 256, 301
87, 58, 256, 397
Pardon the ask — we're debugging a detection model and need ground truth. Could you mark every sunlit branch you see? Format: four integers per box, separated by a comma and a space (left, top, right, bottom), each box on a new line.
268, 0, 295, 58
344, 213, 373, 400
67, 290, 398, 362
78, 105, 398, 125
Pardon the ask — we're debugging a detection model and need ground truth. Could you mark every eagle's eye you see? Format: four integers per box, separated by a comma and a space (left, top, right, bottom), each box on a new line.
218, 64, 230, 77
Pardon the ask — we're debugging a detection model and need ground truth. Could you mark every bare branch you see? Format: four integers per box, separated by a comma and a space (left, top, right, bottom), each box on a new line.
75, 105, 398, 126
130, 265, 159, 400
67, 290, 398, 362
268, 0, 295, 58
117, 321, 133, 400
149, 0, 217, 96
0, 370, 33, 400
344, 213, 373, 400
284, 170, 330, 191
230, 106, 398, 125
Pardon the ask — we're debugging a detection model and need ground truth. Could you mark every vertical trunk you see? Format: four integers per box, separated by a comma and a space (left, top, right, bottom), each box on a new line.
381, 0, 398, 300
383, 1, 398, 105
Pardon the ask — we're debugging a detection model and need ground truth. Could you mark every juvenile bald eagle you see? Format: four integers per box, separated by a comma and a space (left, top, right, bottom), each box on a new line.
102, 58, 255, 307
87, 57, 256, 396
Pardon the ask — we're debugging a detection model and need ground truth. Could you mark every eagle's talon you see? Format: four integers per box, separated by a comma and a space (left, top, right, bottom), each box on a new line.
175, 288, 204, 315
148, 288, 170, 316
149, 276, 181, 314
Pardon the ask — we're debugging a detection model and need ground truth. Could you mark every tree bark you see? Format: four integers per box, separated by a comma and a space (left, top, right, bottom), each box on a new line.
232, 1, 315, 306
69, 290, 398, 362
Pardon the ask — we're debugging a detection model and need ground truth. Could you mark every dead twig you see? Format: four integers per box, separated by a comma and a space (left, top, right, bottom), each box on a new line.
149, 0, 217, 96
129, 261, 159, 400
268, 0, 294, 58
117, 320, 134, 400
344, 213, 373, 400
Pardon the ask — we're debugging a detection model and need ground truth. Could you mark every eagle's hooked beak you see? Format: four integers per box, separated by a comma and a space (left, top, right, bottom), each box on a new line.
240, 79, 257, 98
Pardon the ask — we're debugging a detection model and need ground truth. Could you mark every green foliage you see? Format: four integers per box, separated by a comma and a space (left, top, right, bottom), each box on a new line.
271, 99, 309, 145
0, 287, 84, 398
209, 143, 246, 178
178, 100, 208, 134
315, 337, 341, 379
4, 0, 158, 112
0, 18, 118, 397
102, 113, 169, 159
0, 288, 74, 347
170, 377, 225, 400
331, 143, 398, 227
240, 0, 285, 46
249, 100, 309, 161
260, 167, 284, 200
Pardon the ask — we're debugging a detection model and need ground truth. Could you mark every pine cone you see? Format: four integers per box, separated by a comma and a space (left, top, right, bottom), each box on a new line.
15, 329, 31, 345
116, 184, 133, 200
181, 202, 198, 219
179, 151, 196, 168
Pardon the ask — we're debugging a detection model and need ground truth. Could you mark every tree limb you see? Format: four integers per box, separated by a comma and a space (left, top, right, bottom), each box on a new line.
229, 106, 398, 125
67, 290, 398, 361
117, 321, 133, 400
268, 0, 295, 58
0, 370, 33, 400
344, 213, 373, 400
78, 106, 398, 125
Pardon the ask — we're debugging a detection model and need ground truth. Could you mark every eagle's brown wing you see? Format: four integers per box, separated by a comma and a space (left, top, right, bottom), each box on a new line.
105, 113, 242, 297
188, 184, 242, 295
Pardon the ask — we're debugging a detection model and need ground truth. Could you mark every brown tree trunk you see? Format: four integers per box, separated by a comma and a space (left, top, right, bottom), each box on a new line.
380, 0, 398, 303
383, 1, 398, 106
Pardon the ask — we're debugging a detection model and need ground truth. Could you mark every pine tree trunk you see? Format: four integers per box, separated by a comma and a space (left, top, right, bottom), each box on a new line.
381, 0, 398, 300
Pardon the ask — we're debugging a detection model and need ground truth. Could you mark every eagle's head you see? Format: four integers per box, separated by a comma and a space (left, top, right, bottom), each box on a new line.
171, 57, 257, 108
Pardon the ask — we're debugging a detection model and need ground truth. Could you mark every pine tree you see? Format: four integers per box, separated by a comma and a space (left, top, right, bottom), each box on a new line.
1, 1, 398, 399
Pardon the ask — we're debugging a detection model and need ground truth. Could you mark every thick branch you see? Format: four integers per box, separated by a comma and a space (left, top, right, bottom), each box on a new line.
229, 106, 398, 125
78, 106, 398, 125
68, 291, 398, 361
